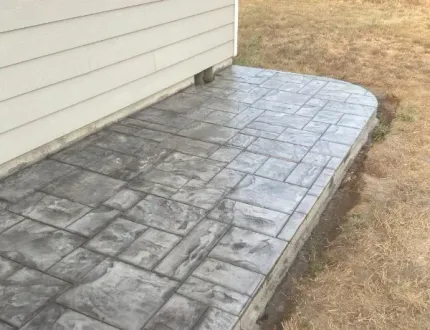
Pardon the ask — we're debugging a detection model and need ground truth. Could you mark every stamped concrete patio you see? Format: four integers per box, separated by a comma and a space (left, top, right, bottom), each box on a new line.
0, 65, 377, 330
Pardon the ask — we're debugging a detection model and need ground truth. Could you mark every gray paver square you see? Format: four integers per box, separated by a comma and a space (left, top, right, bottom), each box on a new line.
144, 294, 206, 330
313, 110, 343, 124
227, 151, 268, 174
326, 156, 343, 169
248, 138, 309, 162
142, 169, 188, 189
205, 110, 237, 125
241, 128, 279, 139
159, 136, 218, 157
0, 256, 20, 281
193, 258, 264, 296
315, 90, 351, 102
252, 99, 300, 114
303, 121, 330, 134
156, 152, 223, 182
321, 125, 361, 145
0, 160, 75, 203
42, 169, 125, 207
145, 122, 181, 133
346, 94, 378, 106
296, 105, 321, 117
209, 147, 241, 162
255, 158, 297, 181
194, 308, 238, 330
57, 259, 178, 330
277, 128, 321, 147
338, 114, 369, 129
321, 82, 366, 95
120, 118, 149, 128
178, 122, 238, 144
296, 194, 318, 214
208, 199, 288, 236
178, 276, 249, 315
155, 219, 228, 280
108, 123, 141, 135
228, 175, 307, 214
227, 133, 256, 148
322, 101, 375, 117
277, 212, 306, 241
128, 178, 177, 198
306, 97, 328, 107
85, 218, 147, 257
135, 108, 194, 129
279, 82, 305, 92
286, 163, 323, 188
256, 111, 310, 129
103, 188, 144, 211
270, 72, 313, 84
225, 87, 270, 104
0, 210, 23, 234
171, 179, 229, 210
134, 128, 173, 142
298, 80, 327, 95
66, 205, 121, 237
263, 90, 311, 106
125, 195, 205, 235
119, 228, 180, 269
202, 97, 248, 114
260, 78, 287, 89
224, 108, 263, 129
153, 93, 208, 113
209, 227, 287, 274
310, 140, 350, 158
21, 305, 117, 330
0, 268, 68, 327
208, 169, 246, 188
47, 248, 105, 283
95, 132, 158, 156
0, 321, 15, 330
301, 152, 331, 167
0, 219, 84, 271
247, 121, 285, 133
9, 192, 90, 228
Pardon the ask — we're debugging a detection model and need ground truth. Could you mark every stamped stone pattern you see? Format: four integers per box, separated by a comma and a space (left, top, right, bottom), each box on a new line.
0, 65, 377, 329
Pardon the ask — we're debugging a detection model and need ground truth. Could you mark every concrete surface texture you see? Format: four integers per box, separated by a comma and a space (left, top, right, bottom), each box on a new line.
0, 65, 377, 330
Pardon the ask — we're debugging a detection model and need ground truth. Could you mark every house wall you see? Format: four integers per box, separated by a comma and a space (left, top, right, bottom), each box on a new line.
0, 0, 236, 175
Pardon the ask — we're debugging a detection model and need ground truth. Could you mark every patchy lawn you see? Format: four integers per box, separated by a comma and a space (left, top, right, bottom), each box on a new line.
236, 0, 430, 329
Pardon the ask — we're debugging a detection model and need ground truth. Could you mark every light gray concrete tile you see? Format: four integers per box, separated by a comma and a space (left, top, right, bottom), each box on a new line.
308, 183, 325, 197
208, 199, 288, 236
326, 156, 343, 169
159, 136, 218, 157
194, 308, 238, 330
321, 125, 361, 145
338, 114, 369, 129
252, 99, 300, 114
178, 122, 238, 144
227, 151, 268, 174
111, 148, 171, 181
66, 205, 120, 238
310, 140, 350, 158
0, 321, 15, 330
303, 121, 330, 134
209, 227, 287, 274
279, 82, 305, 92
0, 210, 23, 234
306, 97, 328, 107
134, 128, 173, 142
85, 218, 147, 257
270, 72, 313, 84
346, 93, 378, 106
184, 106, 216, 121
256, 112, 310, 129
125, 195, 205, 236
277, 212, 306, 241
0, 268, 67, 327
255, 158, 297, 181
95, 132, 158, 156
224, 108, 264, 129
0, 200, 7, 210
247, 121, 285, 133
194, 258, 264, 296
156, 152, 223, 182
247, 138, 309, 162
313, 168, 335, 188
107, 123, 141, 135
57, 260, 178, 330
153, 93, 207, 113
263, 90, 311, 106
204, 110, 237, 125
296, 194, 318, 214
0, 219, 84, 271
128, 178, 177, 198
285, 163, 323, 188
144, 122, 181, 133
277, 128, 321, 147
135, 108, 194, 129
47, 248, 105, 283
42, 169, 126, 207
178, 276, 248, 315
208, 169, 246, 189
225, 87, 271, 104
301, 152, 331, 167
9, 192, 90, 228
228, 175, 307, 214
260, 78, 286, 89
0, 160, 75, 203
227, 133, 256, 148
120, 118, 149, 129
155, 219, 228, 280
323, 101, 375, 117
119, 228, 180, 270
321, 82, 366, 95
0, 256, 20, 281
240, 128, 279, 139
103, 188, 144, 211
142, 169, 189, 189
298, 80, 327, 95
202, 97, 248, 114
313, 110, 343, 124
315, 90, 351, 102
209, 147, 241, 162
144, 294, 206, 330
295, 105, 322, 117
171, 179, 229, 210
21, 305, 117, 330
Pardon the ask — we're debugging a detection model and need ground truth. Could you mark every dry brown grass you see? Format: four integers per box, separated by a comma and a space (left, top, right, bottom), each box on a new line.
236, 0, 430, 329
